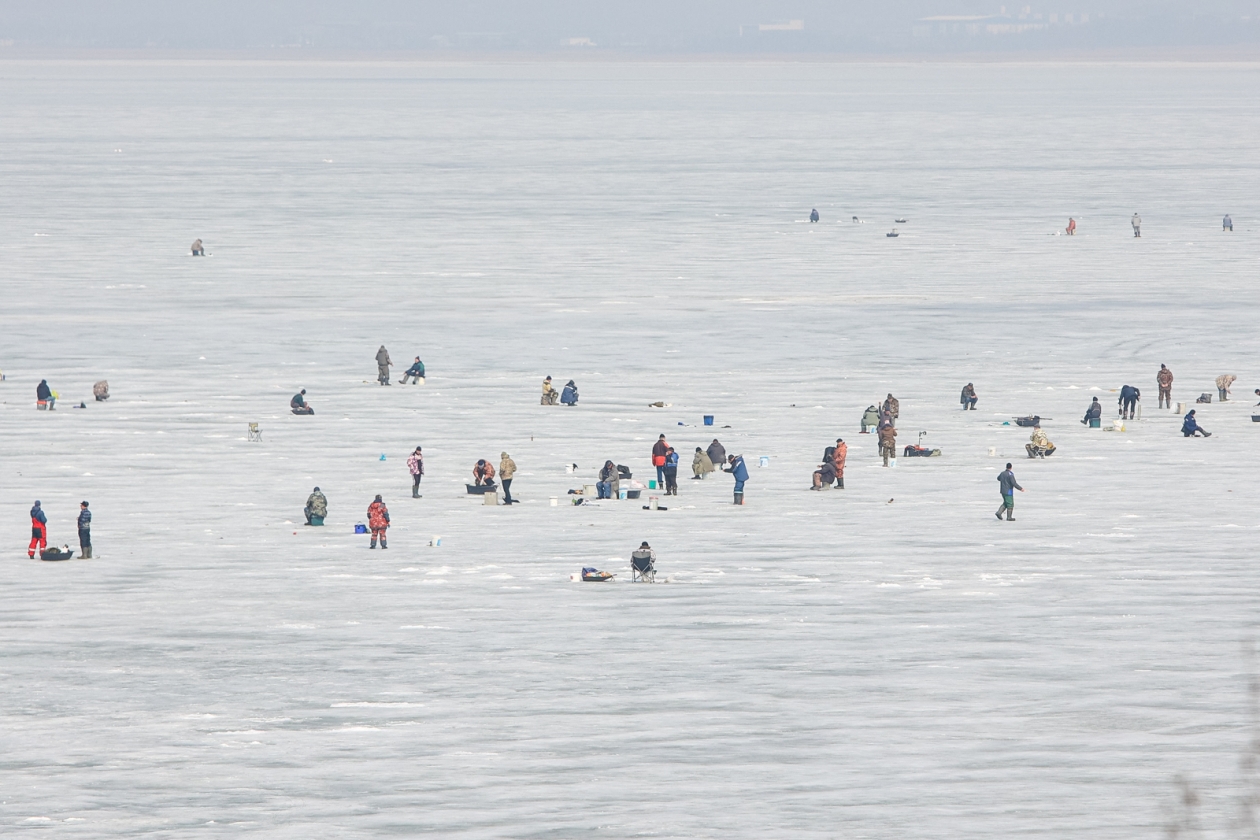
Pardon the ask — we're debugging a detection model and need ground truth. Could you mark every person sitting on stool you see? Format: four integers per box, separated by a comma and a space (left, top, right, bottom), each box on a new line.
1082, 397, 1102, 426
401, 357, 425, 384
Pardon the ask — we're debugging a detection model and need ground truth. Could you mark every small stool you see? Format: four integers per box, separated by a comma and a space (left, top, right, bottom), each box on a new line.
248, 422, 263, 442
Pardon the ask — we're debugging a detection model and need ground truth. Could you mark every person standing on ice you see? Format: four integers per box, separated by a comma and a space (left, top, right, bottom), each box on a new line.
878, 423, 898, 467
1066, 218, 1076, 235
499, 452, 517, 504
1118, 385, 1140, 420
407, 447, 424, 497
652, 435, 669, 488
375, 346, 392, 386
691, 446, 714, 479
882, 394, 900, 426
1157, 364, 1174, 409
28, 500, 48, 558
833, 438, 847, 488
1224, 214, 1233, 232
960, 383, 978, 410
663, 447, 679, 496
726, 454, 749, 505
995, 463, 1025, 521
77, 501, 92, 558
1132, 213, 1142, 238
367, 495, 389, 548
1182, 410, 1211, 437
1216, 374, 1236, 402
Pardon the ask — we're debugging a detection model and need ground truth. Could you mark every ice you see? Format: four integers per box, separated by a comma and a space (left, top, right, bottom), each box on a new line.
0, 59, 1258, 837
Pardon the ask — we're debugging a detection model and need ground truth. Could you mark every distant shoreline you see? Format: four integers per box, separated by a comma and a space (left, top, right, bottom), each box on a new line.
2, 45, 1260, 64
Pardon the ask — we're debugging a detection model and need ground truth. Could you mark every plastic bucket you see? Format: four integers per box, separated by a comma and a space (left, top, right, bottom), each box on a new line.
550, 497, 558, 506
648, 480, 657, 489
759, 456, 770, 467
704, 415, 714, 426
649, 496, 659, 510
1089, 418, 1101, 428
619, 489, 627, 500
988, 447, 997, 457
309, 515, 324, 526
430, 536, 442, 546
484, 492, 498, 505
354, 524, 367, 534
889, 458, 898, 468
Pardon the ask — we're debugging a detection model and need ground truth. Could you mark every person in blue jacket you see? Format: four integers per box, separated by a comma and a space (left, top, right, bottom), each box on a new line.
1118, 385, 1140, 420
725, 454, 749, 505
809, 208, 819, 223
28, 500, 48, 558
1182, 409, 1211, 437
560, 379, 578, 406
401, 357, 425, 384
663, 447, 680, 495
77, 501, 92, 559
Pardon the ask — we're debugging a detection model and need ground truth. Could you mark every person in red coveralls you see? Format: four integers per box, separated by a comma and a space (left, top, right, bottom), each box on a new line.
28, 500, 48, 558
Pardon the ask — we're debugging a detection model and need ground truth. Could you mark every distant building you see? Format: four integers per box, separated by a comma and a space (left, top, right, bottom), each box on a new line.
759, 20, 804, 32
567, 37, 596, 46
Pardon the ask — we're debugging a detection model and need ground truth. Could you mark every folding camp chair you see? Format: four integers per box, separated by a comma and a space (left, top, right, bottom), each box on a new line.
248, 422, 262, 442
631, 549, 655, 583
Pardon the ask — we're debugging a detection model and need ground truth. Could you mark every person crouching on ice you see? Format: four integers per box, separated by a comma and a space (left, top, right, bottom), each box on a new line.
367, 495, 389, 548
1025, 425, 1055, 458
473, 459, 496, 487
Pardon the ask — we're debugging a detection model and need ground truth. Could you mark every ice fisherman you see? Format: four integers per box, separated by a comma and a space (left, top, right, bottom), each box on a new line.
833, 439, 848, 489
878, 424, 898, 467
1082, 397, 1103, 426
1216, 374, 1236, 402
401, 357, 425, 384
726, 453, 749, 505
652, 435, 669, 488
367, 495, 389, 548
663, 447, 679, 496
37, 379, 55, 410
407, 447, 424, 497
473, 459, 496, 487
1066, 218, 1076, 235
375, 346, 392, 385
1224, 214, 1233, 231
290, 389, 314, 415
560, 380, 578, 406
1132, 213, 1142, 238
860, 405, 880, 432
93, 380, 109, 401
960, 383, 978, 410
304, 487, 327, 525
597, 460, 620, 499
995, 463, 1025, 521
1118, 385, 1140, 420
191, 239, 204, 256
499, 452, 517, 504
77, 501, 92, 559
28, 500, 47, 558
1158, 365, 1174, 409
882, 394, 900, 426
541, 376, 558, 405
809, 208, 819, 223
706, 439, 726, 469
692, 446, 714, 479
1026, 425, 1055, 459
1182, 410, 1211, 438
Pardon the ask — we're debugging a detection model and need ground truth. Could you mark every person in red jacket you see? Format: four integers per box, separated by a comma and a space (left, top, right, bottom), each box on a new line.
367, 495, 389, 549
28, 500, 48, 558
1066, 217, 1076, 235
473, 459, 496, 486
652, 434, 669, 488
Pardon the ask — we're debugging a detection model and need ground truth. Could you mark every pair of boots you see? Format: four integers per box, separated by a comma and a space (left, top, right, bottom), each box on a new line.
834, 478, 844, 489
79, 547, 92, 559
995, 505, 1014, 521
370, 538, 388, 549
412, 486, 420, 498
733, 491, 744, 505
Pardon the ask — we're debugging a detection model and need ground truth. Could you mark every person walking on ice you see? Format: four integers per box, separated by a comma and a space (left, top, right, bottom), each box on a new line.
375, 346, 392, 386
996, 463, 1025, 521
77, 501, 92, 558
878, 423, 897, 467
1224, 214, 1233, 231
1132, 213, 1142, 238
367, 495, 389, 548
28, 500, 47, 558
407, 447, 424, 497
1158, 364, 1174, 409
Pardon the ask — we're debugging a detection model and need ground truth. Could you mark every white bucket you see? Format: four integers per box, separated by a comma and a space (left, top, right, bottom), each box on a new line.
619, 488, 627, 500
565, 464, 574, 473
583, 484, 596, 497
430, 536, 442, 547
889, 458, 898, 468
550, 497, 558, 507
759, 456, 770, 467
1176, 402, 1186, 413
649, 496, 659, 510
484, 491, 498, 506
569, 572, 581, 582
988, 447, 997, 457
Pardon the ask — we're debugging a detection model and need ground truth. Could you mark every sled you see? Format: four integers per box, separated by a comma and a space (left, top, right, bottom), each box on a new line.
40, 549, 75, 561
466, 483, 496, 495
581, 568, 615, 582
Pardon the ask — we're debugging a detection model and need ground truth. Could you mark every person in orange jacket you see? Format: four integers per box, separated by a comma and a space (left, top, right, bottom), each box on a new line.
28, 500, 48, 558
1066, 217, 1076, 235
473, 459, 496, 486
367, 495, 389, 549
651, 434, 669, 487
833, 439, 848, 489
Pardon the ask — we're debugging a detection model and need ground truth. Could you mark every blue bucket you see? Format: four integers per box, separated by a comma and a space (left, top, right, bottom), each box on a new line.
354, 523, 367, 534
704, 415, 714, 426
